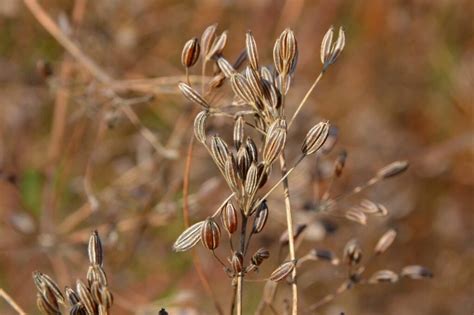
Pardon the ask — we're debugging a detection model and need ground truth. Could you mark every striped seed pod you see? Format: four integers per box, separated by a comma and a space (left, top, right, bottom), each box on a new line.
88, 230, 103, 266
178, 82, 210, 108
230, 73, 255, 105
321, 26, 345, 70
244, 163, 260, 206
400, 265, 433, 279
368, 270, 399, 284
263, 120, 286, 165
345, 208, 367, 225
245, 66, 264, 101
245, 137, 258, 163
210, 135, 230, 170
233, 115, 245, 150
33, 272, 65, 305
224, 155, 240, 194
246, 31, 259, 71
376, 160, 409, 179
217, 57, 235, 78
257, 162, 270, 189
269, 260, 295, 282
194, 110, 208, 143
86, 265, 108, 287
181, 37, 200, 68
231, 251, 244, 274
343, 239, 362, 266
301, 121, 330, 155
237, 146, 251, 180
207, 31, 228, 60
173, 221, 204, 252
201, 23, 218, 57
65, 286, 80, 306
251, 248, 270, 266
374, 229, 397, 255
222, 202, 238, 234
252, 200, 268, 234
36, 290, 59, 315
76, 279, 96, 315
201, 218, 221, 250
308, 249, 340, 265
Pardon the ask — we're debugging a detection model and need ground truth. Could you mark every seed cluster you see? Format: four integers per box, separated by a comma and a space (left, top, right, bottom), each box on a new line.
34, 231, 113, 315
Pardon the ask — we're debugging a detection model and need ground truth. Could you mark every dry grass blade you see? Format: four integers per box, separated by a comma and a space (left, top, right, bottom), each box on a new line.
173, 221, 205, 252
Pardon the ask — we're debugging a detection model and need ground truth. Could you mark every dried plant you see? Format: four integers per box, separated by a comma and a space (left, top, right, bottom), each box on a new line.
174, 24, 432, 315
33, 231, 113, 315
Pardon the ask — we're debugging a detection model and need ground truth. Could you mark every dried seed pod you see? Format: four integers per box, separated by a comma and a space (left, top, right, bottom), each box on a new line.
273, 38, 283, 74
374, 229, 397, 255
400, 265, 433, 279
251, 248, 270, 266
222, 202, 238, 234
201, 218, 221, 250
244, 163, 260, 204
88, 230, 103, 266
38, 282, 61, 314
36, 291, 59, 315
33, 272, 65, 305
230, 73, 255, 105
217, 57, 235, 78
376, 160, 409, 179
263, 120, 286, 165
233, 115, 245, 149
246, 31, 259, 71
280, 224, 307, 246
178, 82, 210, 108
261, 66, 274, 84
231, 251, 244, 274
368, 270, 399, 284
269, 260, 295, 282
345, 208, 367, 225
320, 26, 334, 65
224, 155, 240, 193
201, 23, 218, 57
308, 249, 340, 265
237, 146, 251, 180
210, 135, 230, 170
257, 162, 270, 188
194, 110, 208, 143
334, 150, 347, 177
252, 200, 269, 234
181, 38, 200, 68
86, 265, 108, 287
99, 286, 113, 309
65, 286, 80, 306
207, 31, 228, 60
245, 66, 264, 101
262, 79, 282, 110
374, 203, 389, 216
245, 137, 258, 163
301, 121, 330, 155
343, 239, 362, 265
321, 26, 345, 70
359, 199, 379, 214
276, 28, 298, 76
173, 221, 204, 252
70, 303, 86, 315
76, 279, 96, 315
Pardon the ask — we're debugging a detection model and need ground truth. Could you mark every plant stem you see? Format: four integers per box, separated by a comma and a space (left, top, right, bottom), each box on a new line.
279, 153, 298, 315
288, 71, 324, 128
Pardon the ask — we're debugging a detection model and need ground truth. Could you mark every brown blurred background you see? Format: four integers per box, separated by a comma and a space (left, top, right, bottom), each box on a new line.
0, 0, 472, 314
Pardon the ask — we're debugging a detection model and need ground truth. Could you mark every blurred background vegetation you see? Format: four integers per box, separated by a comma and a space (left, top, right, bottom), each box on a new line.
0, 0, 472, 314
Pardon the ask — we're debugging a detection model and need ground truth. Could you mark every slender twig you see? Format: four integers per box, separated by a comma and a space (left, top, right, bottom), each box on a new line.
0, 288, 26, 315
279, 153, 298, 315
288, 71, 324, 128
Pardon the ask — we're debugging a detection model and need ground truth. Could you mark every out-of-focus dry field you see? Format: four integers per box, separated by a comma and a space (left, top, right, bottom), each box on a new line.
0, 0, 472, 314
